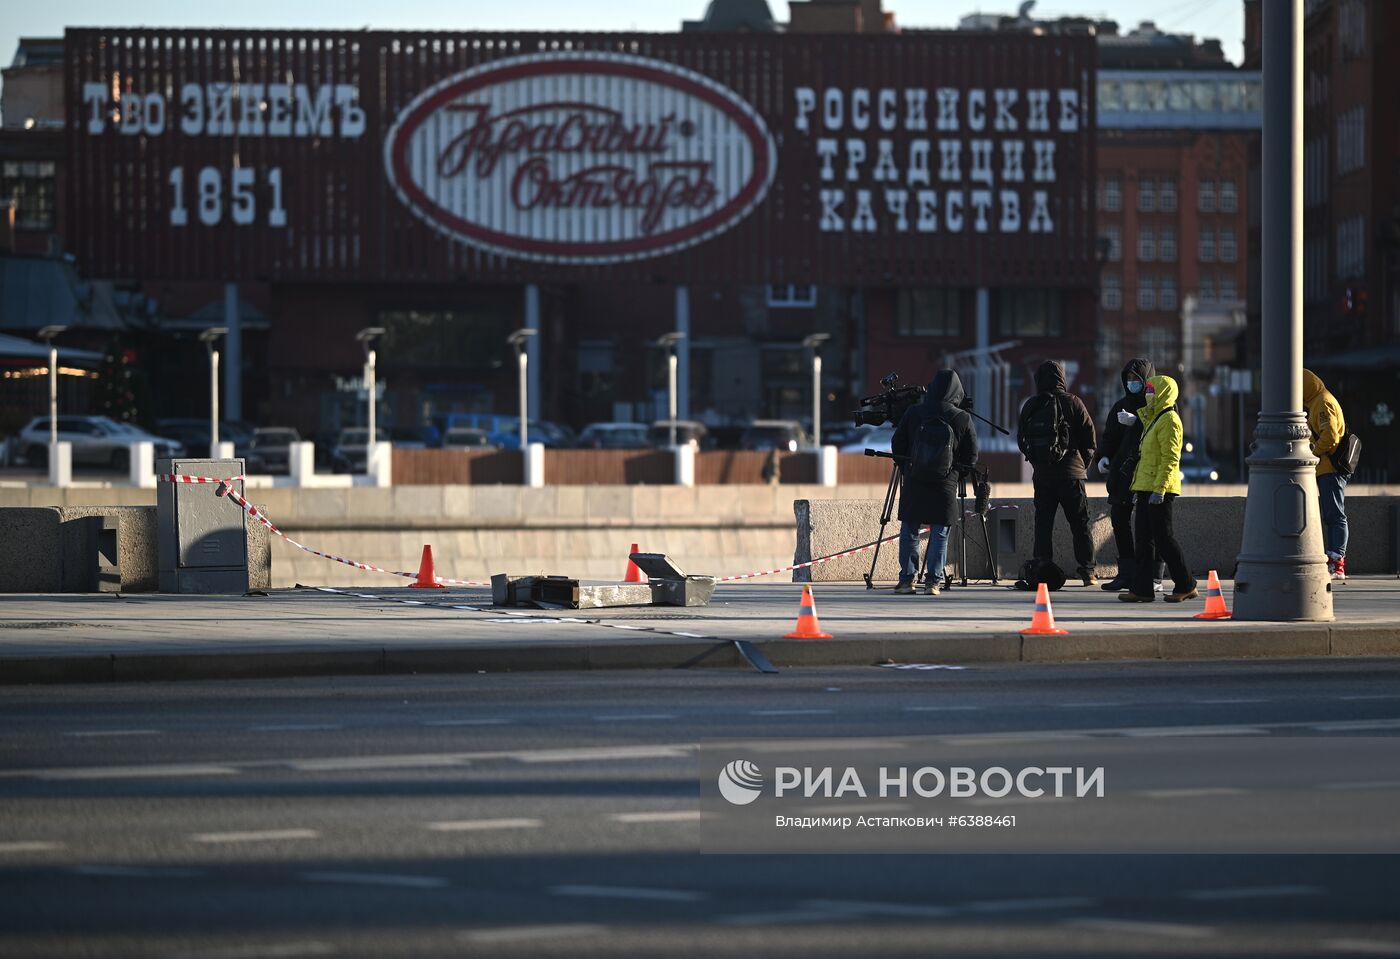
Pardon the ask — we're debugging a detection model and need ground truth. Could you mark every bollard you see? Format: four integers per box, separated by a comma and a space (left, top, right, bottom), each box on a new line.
289, 441, 317, 486
525, 442, 545, 488
368, 441, 392, 487
129, 441, 156, 489
48, 442, 72, 487
817, 445, 838, 487
214, 441, 236, 460
673, 443, 695, 487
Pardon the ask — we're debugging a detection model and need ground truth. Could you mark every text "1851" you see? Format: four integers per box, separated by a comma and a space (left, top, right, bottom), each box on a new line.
168, 166, 287, 227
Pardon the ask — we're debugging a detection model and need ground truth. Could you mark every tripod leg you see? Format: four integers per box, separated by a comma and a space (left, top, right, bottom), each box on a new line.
866, 462, 902, 589
979, 512, 997, 584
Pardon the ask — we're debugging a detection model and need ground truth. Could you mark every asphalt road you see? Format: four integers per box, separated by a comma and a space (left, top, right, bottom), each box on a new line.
2, 659, 1399, 958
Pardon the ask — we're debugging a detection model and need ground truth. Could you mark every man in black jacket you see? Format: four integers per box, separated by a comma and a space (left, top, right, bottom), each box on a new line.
1017, 360, 1098, 586
891, 370, 978, 595
1095, 357, 1156, 591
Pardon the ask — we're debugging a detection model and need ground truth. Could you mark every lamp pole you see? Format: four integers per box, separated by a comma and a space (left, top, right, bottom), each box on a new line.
507, 329, 538, 451
657, 332, 687, 447
356, 326, 386, 469
37, 326, 67, 458
803, 333, 831, 449
198, 327, 227, 459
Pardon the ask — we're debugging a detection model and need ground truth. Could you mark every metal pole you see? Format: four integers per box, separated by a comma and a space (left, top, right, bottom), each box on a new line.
366, 348, 376, 456
668, 352, 678, 447
1233, 0, 1332, 621
812, 352, 823, 448
224, 282, 242, 422
209, 348, 220, 458
518, 348, 529, 451
48, 345, 58, 453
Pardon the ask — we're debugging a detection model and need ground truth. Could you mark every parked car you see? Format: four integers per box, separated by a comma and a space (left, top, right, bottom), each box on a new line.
649, 420, 712, 449
1179, 440, 1223, 484
840, 425, 894, 453
331, 427, 389, 473
577, 422, 651, 449
17, 416, 185, 469
246, 427, 301, 474
441, 427, 497, 450
740, 419, 810, 453
156, 418, 254, 456
388, 426, 428, 450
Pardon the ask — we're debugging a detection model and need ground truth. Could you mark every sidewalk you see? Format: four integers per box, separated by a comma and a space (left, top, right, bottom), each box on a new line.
1, 579, 1397, 684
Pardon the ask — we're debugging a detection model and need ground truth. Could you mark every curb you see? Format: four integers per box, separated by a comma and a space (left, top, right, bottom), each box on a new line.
3, 624, 1400, 685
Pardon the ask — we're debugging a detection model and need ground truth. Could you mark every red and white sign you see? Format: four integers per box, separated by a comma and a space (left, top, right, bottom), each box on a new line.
383, 52, 778, 264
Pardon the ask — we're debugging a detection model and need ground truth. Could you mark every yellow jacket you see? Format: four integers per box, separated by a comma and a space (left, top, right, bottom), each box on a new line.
1303, 369, 1345, 476
1131, 375, 1183, 496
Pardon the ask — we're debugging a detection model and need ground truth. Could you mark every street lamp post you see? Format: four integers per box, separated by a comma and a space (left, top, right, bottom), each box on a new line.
37, 326, 67, 459
198, 327, 227, 459
507, 328, 538, 451
355, 326, 386, 469
657, 332, 687, 447
803, 333, 831, 449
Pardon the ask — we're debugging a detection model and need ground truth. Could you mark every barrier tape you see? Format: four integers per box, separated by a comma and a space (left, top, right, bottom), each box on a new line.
158, 473, 245, 485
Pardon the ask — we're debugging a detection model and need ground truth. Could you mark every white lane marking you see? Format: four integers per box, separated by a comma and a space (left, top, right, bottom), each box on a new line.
513, 745, 691, 763
190, 829, 319, 844
1056, 702, 1125, 709
904, 705, 982, 712
0, 841, 62, 853
1123, 725, 1266, 737
249, 724, 342, 732
608, 810, 704, 824
301, 871, 448, 889
399, 600, 425, 606
1065, 918, 1216, 939
1311, 719, 1400, 732
460, 924, 606, 944
1320, 780, 1400, 792
426, 819, 542, 832
168, 941, 335, 959
37, 764, 237, 780
551, 884, 706, 903
593, 714, 677, 722
800, 898, 953, 918
450, 605, 481, 612
1137, 788, 1248, 799
73, 865, 205, 879
422, 719, 509, 727
291, 755, 467, 771
1191, 698, 1271, 704
65, 729, 160, 737
963, 897, 1097, 913
1183, 885, 1323, 901
1324, 940, 1400, 956
750, 709, 834, 716
670, 632, 709, 639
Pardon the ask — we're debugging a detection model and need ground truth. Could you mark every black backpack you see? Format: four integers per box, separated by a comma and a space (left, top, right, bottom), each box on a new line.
1020, 394, 1070, 466
908, 412, 956, 485
1331, 433, 1362, 476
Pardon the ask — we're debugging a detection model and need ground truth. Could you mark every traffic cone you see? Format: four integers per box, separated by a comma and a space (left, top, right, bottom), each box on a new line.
1194, 570, 1232, 619
784, 584, 833, 639
1020, 582, 1068, 636
408, 544, 446, 589
624, 543, 647, 583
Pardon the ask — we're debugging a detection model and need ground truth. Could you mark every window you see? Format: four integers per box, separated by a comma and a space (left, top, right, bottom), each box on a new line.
1104, 225, 1122, 261
1220, 276, 1237, 304
1138, 276, 1156, 311
1160, 276, 1178, 311
1138, 228, 1156, 261
1337, 107, 1366, 176
1199, 276, 1216, 304
1101, 273, 1122, 310
1142, 327, 1176, 368
1160, 227, 1178, 262
1199, 179, 1217, 212
1220, 228, 1238, 263
1102, 176, 1122, 212
1340, 0, 1367, 58
1306, 235, 1328, 302
1337, 216, 1366, 278
1306, 137, 1329, 207
767, 284, 818, 308
895, 288, 962, 337
1138, 177, 1156, 212
1160, 179, 1178, 212
997, 289, 1063, 337
1220, 179, 1238, 213
377, 309, 511, 371
0, 160, 57, 231
1199, 229, 1217, 262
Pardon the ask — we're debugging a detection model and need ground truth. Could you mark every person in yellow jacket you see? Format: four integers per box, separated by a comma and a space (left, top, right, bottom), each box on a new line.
1119, 374, 1198, 603
1304, 369, 1349, 580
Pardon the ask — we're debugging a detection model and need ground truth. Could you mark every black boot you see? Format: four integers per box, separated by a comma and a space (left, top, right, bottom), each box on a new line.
1101, 557, 1135, 591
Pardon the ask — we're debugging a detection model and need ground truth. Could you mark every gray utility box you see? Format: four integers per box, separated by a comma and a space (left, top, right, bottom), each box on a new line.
157, 458, 249, 594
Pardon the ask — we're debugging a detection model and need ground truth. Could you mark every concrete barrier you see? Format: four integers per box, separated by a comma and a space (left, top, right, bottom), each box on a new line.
795, 495, 1399, 582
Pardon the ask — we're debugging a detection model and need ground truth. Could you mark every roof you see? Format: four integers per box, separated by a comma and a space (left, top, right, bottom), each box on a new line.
0, 332, 102, 363
0, 255, 124, 332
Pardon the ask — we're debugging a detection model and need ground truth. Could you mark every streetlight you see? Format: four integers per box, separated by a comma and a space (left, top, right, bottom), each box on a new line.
198, 327, 227, 458
36, 325, 67, 458
657, 332, 687, 447
355, 326, 386, 464
803, 333, 831, 449
507, 328, 538, 450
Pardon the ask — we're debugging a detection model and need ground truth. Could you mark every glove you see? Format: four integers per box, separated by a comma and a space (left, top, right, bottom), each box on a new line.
1149, 492, 1164, 505
1097, 457, 1110, 474
1117, 410, 1137, 426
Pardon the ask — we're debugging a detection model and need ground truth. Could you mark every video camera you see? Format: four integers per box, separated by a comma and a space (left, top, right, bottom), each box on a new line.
852, 372, 925, 427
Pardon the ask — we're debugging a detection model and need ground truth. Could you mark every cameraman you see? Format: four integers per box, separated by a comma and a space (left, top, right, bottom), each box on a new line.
891, 370, 978, 595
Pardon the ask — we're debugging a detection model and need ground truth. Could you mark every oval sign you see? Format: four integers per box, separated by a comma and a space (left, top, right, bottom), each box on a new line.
384, 52, 777, 264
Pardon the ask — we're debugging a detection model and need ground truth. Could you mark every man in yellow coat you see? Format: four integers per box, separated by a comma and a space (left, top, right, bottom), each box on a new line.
1304, 369, 1348, 581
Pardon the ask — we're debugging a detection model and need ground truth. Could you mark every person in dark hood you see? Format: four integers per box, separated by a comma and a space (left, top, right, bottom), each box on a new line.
1016, 360, 1099, 586
1095, 357, 1157, 591
890, 369, 978, 595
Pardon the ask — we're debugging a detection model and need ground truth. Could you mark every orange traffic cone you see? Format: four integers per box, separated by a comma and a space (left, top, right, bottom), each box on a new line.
785, 584, 833, 639
1020, 582, 1068, 636
1194, 570, 1232, 619
625, 543, 647, 583
409, 544, 446, 589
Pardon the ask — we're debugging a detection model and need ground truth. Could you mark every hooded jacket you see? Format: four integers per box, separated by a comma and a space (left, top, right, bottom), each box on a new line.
1303, 368, 1346, 477
891, 370, 978, 526
1016, 360, 1098, 480
1096, 357, 1157, 501
1130, 374, 1183, 496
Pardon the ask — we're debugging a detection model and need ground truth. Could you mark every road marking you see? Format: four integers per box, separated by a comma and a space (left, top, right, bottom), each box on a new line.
460, 924, 606, 944
0, 841, 62, 853
290, 755, 467, 771
608, 810, 704, 824
716, 910, 839, 926
904, 705, 982, 712
422, 719, 509, 727
1336, 695, 1398, 701
301, 871, 448, 889
426, 818, 542, 832
943, 732, 1091, 746
512, 745, 691, 763
169, 941, 335, 959
1065, 918, 1216, 939
190, 829, 319, 844
65, 729, 160, 737
593, 714, 677, 722
73, 865, 205, 879
249, 724, 342, 732
800, 898, 953, 918
1123, 725, 1266, 737
1191, 698, 1271, 704
1183, 885, 1323, 901
1055, 702, 1125, 708
37, 764, 237, 780
1320, 780, 1400, 792
551, 884, 706, 903
1323, 940, 1400, 956
963, 897, 1097, 913
750, 709, 834, 716
1310, 719, 1400, 732
1137, 788, 1248, 799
